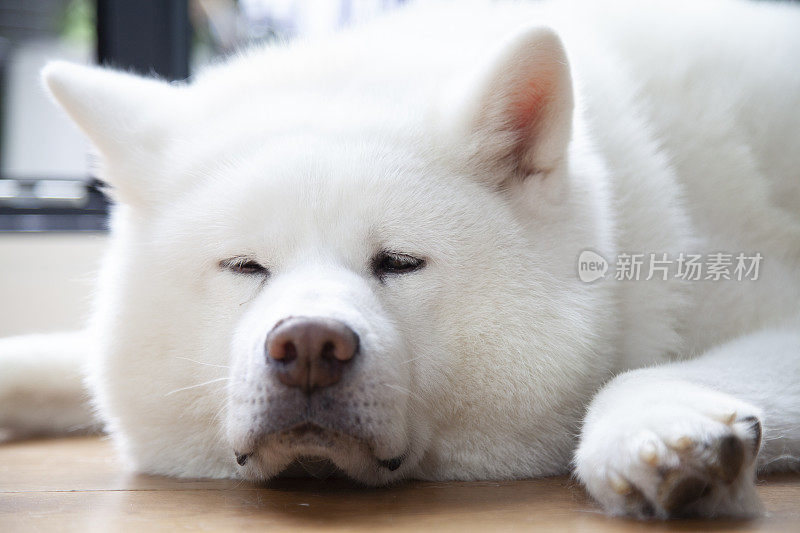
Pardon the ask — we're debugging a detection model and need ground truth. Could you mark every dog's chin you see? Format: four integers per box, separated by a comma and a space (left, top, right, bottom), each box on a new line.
239, 423, 407, 485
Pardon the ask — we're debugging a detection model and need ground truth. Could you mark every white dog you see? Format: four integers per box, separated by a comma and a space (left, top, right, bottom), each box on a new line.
1, 0, 798, 520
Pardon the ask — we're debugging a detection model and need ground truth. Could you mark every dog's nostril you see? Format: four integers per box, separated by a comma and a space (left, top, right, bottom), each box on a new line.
267, 339, 296, 362
282, 341, 297, 362
321, 341, 336, 360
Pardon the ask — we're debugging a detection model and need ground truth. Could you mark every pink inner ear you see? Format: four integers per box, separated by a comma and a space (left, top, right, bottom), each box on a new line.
467, 28, 573, 177
509, 77, 554, 136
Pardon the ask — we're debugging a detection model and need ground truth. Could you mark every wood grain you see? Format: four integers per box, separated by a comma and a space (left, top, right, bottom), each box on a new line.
1, 437, 797, 532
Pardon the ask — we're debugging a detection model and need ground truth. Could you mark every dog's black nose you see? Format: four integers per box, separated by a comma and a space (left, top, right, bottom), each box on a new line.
266, 316, 359, 394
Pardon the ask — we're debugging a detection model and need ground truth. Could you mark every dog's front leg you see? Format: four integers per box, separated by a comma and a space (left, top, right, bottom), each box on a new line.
0, 330, 98, 439
575, 326, 800, 519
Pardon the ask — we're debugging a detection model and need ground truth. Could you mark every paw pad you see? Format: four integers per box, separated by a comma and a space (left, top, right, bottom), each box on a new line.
597, 414, 763, 518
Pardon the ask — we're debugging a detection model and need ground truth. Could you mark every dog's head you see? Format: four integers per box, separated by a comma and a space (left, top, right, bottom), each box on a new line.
44, 25, 612, 483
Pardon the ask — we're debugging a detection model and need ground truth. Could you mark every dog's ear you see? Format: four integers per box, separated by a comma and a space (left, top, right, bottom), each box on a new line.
42, 61, 182, 203
447, 27, 573, 184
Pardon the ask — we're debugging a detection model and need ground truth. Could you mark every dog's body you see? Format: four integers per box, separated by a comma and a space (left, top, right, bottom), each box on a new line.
1, 0, 799, 519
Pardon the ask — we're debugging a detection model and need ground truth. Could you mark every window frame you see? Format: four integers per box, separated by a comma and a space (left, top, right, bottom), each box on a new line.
0, 0, 190, 232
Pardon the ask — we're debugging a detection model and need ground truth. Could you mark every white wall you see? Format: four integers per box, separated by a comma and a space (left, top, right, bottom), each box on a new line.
0, 233, 106, 337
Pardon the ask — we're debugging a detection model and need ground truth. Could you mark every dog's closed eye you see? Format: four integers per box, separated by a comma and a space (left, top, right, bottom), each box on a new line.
219, 257, 269, 276
372, 251, 426, 279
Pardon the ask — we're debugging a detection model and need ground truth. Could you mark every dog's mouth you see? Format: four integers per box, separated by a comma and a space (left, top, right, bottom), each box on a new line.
278, 456, 345, 479
235, 422, 406, 482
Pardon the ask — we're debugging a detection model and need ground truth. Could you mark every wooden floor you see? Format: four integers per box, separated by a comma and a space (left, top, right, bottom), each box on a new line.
1, 437, 798, 532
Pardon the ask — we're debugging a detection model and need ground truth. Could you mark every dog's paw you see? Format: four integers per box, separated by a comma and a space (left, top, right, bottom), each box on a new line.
0, 332, 96, 438
576, 390, 763, 519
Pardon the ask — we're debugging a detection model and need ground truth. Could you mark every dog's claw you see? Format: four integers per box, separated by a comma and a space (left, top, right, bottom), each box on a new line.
639, 442, 659, 466
711, 411, 737, 426
669, 435, 694, 451
608, 470, 632, 495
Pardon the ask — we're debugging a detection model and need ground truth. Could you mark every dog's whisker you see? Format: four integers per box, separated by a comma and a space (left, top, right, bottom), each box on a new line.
382, 382, 422, 400
175, 356, 230, 369
164, 377, 229, 397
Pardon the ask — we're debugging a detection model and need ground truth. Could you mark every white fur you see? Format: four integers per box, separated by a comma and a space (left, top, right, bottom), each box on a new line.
0, 0, 798, 519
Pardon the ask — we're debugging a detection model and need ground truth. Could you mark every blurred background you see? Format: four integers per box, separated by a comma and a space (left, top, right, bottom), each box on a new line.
0, 0, 406, 337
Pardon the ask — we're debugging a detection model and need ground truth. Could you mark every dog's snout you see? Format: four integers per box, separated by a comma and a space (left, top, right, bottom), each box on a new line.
266, 317, 359, 393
